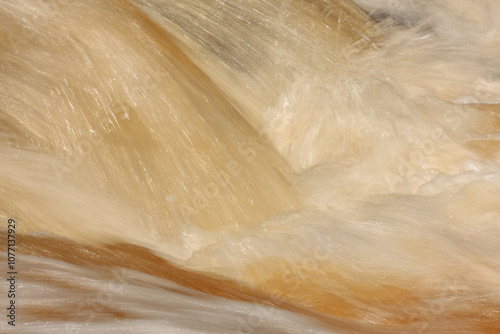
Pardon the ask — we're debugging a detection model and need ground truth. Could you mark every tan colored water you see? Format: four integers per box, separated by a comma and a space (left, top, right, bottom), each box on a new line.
1, 0, 500, 333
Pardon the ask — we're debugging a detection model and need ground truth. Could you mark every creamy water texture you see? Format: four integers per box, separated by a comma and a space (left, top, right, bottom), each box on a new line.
1, 0, 500, 333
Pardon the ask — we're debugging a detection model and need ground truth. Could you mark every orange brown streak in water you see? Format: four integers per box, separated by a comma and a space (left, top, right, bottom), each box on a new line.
8, 231, 399, 333
247, 260, 422, 323
244, 259, 500, 333
9, 231, 500, 333
23, 303, 135, 322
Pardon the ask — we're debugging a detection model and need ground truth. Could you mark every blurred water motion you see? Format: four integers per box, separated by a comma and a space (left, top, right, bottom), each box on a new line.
1, 0, 500, 333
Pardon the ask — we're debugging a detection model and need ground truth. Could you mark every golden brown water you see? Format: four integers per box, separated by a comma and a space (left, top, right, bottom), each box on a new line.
1, 0, 500, 333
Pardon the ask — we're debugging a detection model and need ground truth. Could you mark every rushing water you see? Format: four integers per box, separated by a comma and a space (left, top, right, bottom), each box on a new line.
1, 0, 500, 333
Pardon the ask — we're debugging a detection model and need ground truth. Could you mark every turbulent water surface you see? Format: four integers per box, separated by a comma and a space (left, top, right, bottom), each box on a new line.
1, 0, 500, 333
